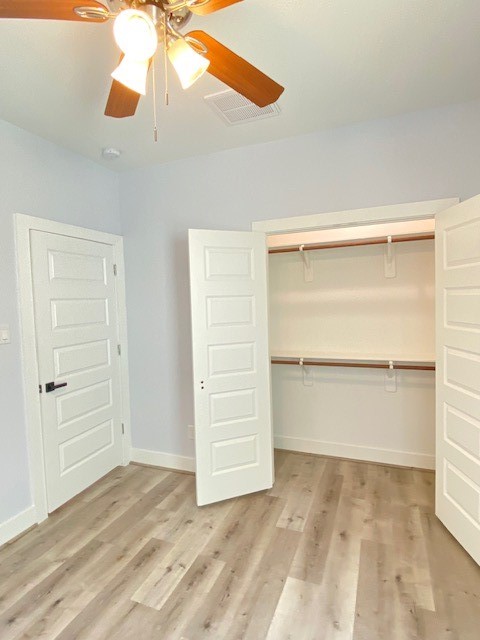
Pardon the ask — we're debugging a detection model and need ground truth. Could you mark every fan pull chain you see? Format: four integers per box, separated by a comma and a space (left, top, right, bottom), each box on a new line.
163, 14, 169, 106
152, 57, 158, 143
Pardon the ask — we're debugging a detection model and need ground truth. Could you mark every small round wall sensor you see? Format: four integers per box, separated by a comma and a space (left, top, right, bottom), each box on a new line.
102, 147, 122, 160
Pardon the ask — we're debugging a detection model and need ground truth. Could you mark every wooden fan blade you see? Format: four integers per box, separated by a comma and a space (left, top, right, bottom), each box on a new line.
188, 0, 243, 16
105, 55, 152, 118
104, 80, 142, 119
187, 30, 284, 108
0, 0, 108, 21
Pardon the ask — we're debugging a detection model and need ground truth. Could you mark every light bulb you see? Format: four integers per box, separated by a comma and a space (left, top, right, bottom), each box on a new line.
113, 9, 158, 61
111, 57, 150, 95
167, 38, 210, 90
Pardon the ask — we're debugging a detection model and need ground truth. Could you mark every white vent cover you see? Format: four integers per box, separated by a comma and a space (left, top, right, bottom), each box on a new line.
204, 89, 281, 126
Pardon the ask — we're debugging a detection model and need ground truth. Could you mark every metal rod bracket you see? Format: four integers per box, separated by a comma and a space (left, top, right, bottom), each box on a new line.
384, 235, 396, 278
299, 245, 313, 282
299, 357, 313, 386
384, 360, 397, 392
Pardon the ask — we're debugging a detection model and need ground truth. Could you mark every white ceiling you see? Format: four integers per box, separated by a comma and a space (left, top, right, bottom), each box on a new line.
1, 0, 480, 170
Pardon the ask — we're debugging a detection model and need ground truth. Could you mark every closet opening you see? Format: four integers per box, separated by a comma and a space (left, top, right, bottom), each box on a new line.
267, 217, 436, 469
188, 196, 480, 564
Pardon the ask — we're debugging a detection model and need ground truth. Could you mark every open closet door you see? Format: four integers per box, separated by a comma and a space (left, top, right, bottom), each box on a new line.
436, 196, 480, 565
188, 229, 273, 506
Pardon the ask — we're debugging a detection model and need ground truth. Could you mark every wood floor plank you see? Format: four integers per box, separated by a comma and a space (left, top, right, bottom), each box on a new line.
132, 500, 233, 610
75, 464, 137, 503
419, 507, 480, 639
267, 450, 299, 498
0, 539, 106, 639
155, 475, 196, 512
183, 493, 287, 637
0, 554, 64, 618
276, 455, 326, 532
411, 469, 435, 509
308, 490, 365, 639
145, 482, 212, 544
142, 555, 227, 640
0, 473, 143, 579
353, 539, 420, 640
226, 527, 300, 640
54, 538, 174, 640
391, 503, 436, 612
289, 461, 343, 584
202, 492, 285, 565
92, 472, 180, 544
0, 451, 478, 639
336, 458, 370, 501
360, 464, 395, 545
265, 576, 322, 640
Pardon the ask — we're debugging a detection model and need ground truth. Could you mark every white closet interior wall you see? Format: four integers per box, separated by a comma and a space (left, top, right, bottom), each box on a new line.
268, 223, 436, 469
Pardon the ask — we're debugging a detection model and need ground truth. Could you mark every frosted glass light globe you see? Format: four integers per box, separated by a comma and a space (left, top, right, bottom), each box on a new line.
111, 57, 150, 95
114, 9, 158, 61
167, 38, 210, 89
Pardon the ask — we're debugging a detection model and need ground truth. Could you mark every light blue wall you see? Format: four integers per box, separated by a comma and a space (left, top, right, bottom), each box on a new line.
119, 99, 480, 458
0, 119, 120, 525
3, 97, 480, 531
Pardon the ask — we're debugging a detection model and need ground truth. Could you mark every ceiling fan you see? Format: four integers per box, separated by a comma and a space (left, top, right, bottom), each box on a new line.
0, 1, 285, 119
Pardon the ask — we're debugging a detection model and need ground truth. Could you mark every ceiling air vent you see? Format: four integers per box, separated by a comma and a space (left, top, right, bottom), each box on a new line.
204, 89, 281, 126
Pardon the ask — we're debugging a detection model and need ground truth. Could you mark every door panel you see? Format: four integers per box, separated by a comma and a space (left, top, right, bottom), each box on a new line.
189, 229, 273, 506
31, 231, 123, 512
436, 196, 480, 565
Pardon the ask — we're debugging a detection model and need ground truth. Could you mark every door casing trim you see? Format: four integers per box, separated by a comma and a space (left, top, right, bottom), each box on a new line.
251, 198, 460, 470
15, 213, 132, 523
252, 198, 459, 234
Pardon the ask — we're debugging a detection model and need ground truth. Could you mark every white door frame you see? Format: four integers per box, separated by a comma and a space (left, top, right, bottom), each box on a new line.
252, 197, 459, 466
252, 198, 459, 235
15, 214, 132, 523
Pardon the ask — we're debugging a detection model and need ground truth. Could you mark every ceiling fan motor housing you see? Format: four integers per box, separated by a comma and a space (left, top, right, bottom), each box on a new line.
132, 0, 193, 28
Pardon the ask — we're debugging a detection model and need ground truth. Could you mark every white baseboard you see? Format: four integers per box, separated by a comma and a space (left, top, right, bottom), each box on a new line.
130, 438, 434, 476
0, 505, 37, 547
130, 448, 195, 473
274, 435, 435, 470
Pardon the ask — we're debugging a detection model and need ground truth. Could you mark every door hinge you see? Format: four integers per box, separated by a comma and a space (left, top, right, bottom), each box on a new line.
117, 344, 121, 356
113, 264, 117, 276
121, 423, 125, 435
39, 384, 42, 394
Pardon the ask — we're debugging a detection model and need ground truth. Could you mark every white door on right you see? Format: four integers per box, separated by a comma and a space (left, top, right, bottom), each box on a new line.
436, 195, 480, 566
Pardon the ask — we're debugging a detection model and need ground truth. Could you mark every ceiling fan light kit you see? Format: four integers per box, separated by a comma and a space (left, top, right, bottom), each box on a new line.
113, 9, 158, 60
111, 56, 150, 95
1, 0, 284, 121
110, 8, 158, 95
167, 37, 210, 89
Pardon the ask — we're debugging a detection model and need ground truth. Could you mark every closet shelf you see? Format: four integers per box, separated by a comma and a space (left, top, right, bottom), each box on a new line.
270, 352, 435, 371
268, 232, 434, 254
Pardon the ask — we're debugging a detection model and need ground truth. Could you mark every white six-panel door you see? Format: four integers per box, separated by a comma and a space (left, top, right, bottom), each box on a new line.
189, 229, 273, 506
436, 196, 480, 565
31, 230, 124, 512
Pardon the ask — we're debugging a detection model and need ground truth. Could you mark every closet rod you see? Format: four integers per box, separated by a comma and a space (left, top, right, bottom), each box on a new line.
271, 359, 435, 371
268, 233, 435, 254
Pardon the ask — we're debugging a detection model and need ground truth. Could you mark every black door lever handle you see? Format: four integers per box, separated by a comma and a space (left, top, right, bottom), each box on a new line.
45, 381, 68, 393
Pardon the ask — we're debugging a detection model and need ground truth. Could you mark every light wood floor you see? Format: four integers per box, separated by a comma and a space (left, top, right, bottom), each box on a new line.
1, 451, 479, 639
